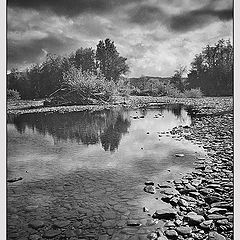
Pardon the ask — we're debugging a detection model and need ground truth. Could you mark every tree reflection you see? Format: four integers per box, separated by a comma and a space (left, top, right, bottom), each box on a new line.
8, 109, 131, 152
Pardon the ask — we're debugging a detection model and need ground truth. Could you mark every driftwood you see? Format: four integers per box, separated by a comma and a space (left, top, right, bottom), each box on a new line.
45, 87, 109, 106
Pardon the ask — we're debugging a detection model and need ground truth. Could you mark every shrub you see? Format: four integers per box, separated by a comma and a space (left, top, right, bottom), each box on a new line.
62, 66, 116, 101
184, 88, 203, 98
164, 84, 185, 98
7, 89, 21, 100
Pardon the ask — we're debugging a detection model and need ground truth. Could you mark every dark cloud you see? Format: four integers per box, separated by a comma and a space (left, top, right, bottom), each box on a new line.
7, 0, 141, 17
126, 1, 232, 32
129, 5, 166, 25
7, 34, 79, 68
170, 8, 233, 32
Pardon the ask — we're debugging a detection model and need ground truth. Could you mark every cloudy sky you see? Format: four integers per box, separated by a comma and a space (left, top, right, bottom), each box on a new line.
7, 0, 233, 77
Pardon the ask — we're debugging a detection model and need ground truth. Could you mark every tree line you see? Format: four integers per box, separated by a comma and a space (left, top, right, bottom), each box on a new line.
7, 38, 129, 99
7, 38, 233, 100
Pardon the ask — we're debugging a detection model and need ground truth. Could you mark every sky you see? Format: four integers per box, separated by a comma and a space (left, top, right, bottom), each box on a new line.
7, 0, 233, 77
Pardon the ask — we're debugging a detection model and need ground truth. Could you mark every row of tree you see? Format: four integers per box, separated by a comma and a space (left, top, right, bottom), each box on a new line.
7, 39, 129, 99
7, 38, 233, 100
171, 39, 233, 96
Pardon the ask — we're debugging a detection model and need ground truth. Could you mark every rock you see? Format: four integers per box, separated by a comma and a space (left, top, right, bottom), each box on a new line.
53, 220, 71, 228
152, 208, 177, 220
199, 220, 213, 230
165, 229, 178, 239
145, 180, 154, 186
207, 214, 227, 220
146, 219, 159, 226
102, 220, 116, 228
169, 197, 179, 206
127, 220, 141, 227
7, 177, 23, 183
186, 213, 205, 225
143, 207, 149, 212
208, 208, 227, 214
147, 233, 158, 240
178, 199, 189, 207
161, 195, 173, 203
208, 231, 226, 240
98, 235, 109, 240
28, 220, 45, 229
175, 154, 184, 157
216, 219, 229, 225
144, 185, 156, 194
43, 230, 61, 238
29, 234, 42, 240
158, 184, 172, 188
162, 188, 179, 196
164, 221, 175, 227
176, 226, 192, 235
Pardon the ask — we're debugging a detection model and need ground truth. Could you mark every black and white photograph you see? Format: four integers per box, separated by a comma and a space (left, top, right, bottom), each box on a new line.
6, 0, 234, 239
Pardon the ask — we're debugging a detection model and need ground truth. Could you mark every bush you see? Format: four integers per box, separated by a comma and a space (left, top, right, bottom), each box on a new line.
62, 66, 116, 102
7, 89, 21, 100
164, 84, 185, 98
184, 88, 203, 98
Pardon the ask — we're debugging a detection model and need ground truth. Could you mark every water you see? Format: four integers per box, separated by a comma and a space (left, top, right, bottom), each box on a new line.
7, 104, 203, 183
7, 104, 206, 238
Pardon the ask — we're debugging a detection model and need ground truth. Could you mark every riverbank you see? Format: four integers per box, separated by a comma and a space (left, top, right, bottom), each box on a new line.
7, 96, 233, 115
7, 96, 233, 240
143, 103, 233, 239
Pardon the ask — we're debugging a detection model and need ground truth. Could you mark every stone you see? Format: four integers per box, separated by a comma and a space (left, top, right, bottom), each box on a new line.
145, 181, 154, 186
199, 220, 213, 230
175, 154, 184, 157
102, 220, 116, 228
127, 220, 141, 227
143, 207, 149, 212
29, 234, 41, 240
208, 231, 226, 240
208, 208, 227, 214
164, 221, 175, 227
28, 220, 45, 229
176, 226, 192, 235
162, 188, 179, 196
207, 214, 227, 220
165, 229, 178, 239
147, 233, 158, 240
152, 208, 177, 220
178, 199, 188, 207
144, 185, 156, 194
98, 235, 109, 240
186, 213, 205, 225
43, 230, 61, 238
53, 220, 71, 228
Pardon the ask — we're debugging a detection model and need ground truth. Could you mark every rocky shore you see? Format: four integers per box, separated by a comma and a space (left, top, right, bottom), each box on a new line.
7, 96, 233, 240
142, 108, 233, 239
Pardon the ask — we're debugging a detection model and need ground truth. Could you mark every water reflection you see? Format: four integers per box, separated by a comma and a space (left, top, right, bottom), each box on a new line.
8, 109, 131, 152
7, 104, 191, 153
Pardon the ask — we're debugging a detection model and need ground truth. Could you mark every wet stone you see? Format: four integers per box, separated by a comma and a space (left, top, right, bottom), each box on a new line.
165, 229, 178, 239
144, 185, 156, 194
186, 213, 205, 225
43, 229, 61, 238
207, 214, 227, 220
28, 220, 45, 229
176, 226, 192, 235
152, 208, 177, 220
199, 220, 213, 230
208, 231, 226, 240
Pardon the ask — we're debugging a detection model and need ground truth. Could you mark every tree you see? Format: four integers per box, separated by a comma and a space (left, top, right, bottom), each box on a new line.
74, 47, 96, 73
96, 38, 129, 82
187, 39, 233, 96
170, 66, 187, 92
